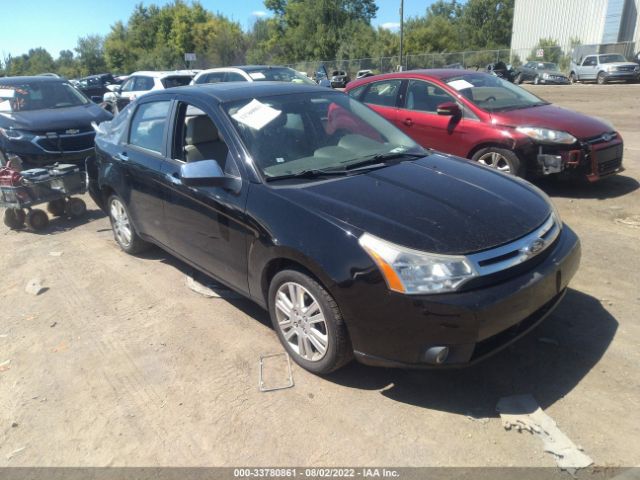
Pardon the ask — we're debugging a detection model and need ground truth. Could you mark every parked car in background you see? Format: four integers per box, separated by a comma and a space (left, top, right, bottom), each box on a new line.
0, 76, 111, 169
102, 71, 195, 112
570, 54, 640, 84
192, 66, 316, 86
89, 81, 580, 374
330, 70, 350, 88
356, 69, 375, 79
485, 61, 516, 82
515, 62, 569, 85
345, 69, 623, 181
76, 73, 119, 102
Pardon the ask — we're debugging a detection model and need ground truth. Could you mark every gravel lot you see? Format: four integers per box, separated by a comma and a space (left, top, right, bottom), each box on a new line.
0, 84, 638, 468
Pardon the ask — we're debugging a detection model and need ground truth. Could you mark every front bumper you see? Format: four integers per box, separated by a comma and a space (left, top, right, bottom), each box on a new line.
341, 225, 581, 368
539, 78, 569, 85
603, 71, 639, 81
1, 132, 95, 170
519, 134, 624, 181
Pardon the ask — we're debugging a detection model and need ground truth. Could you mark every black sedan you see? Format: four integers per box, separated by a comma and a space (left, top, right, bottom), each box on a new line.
89, 82, 580, 374
515, 61, 569, 85
0, 76, 112, 169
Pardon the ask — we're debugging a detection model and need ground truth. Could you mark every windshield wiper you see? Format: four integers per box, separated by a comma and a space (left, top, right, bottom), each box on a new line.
341, 150, 427, 171
265, 168, 350, 182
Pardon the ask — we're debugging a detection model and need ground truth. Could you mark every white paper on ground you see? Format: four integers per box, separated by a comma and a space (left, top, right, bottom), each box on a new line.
447, 79, 474, 91
231, 98, 281, 130
497, 394, 593, 472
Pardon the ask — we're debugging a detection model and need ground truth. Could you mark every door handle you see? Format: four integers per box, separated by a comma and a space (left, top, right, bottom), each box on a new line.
166, 172, 181, 184
403, 118, 413, 127
115, 152, 128, 162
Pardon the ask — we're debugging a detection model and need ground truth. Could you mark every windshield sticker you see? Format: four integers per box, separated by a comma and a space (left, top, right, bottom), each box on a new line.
447, 79, 474, 91
249, 72, 266, 80
232, 99, 282, 130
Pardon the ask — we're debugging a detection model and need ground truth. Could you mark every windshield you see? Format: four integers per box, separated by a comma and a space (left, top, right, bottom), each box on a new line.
224, 91, 424, 180
0, 81, 89, 112
444, 73, 548, 112
538, 62, 558, 70
599, 54, 627, 63
246, 67, 316, 85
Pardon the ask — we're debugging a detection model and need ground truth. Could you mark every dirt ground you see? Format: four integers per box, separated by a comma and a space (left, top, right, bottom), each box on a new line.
1, 84, 639, 468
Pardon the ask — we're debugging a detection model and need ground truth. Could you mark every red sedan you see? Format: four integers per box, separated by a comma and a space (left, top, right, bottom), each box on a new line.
345, 70, 623, 181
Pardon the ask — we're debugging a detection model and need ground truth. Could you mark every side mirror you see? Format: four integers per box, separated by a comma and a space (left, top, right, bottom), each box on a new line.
180, 159, 241, 192
436, 102, 461, 117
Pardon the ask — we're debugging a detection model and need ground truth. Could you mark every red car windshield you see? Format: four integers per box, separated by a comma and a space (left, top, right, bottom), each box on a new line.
443, 73, 548, 112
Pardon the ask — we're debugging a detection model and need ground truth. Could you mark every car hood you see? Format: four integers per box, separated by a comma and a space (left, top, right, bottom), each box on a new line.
272, 154, 551, 255
491, 104, 611, 139
603, 62, 639, 68
0, 103, 112, 132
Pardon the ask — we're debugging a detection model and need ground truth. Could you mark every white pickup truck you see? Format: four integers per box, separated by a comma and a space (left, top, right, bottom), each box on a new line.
569, 53, 640, 84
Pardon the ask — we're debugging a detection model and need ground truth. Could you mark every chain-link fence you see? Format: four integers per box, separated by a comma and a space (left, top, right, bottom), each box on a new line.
285, 40, 639, 80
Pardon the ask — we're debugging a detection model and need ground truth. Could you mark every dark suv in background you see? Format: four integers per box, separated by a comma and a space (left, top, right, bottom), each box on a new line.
0, 76, 112, 169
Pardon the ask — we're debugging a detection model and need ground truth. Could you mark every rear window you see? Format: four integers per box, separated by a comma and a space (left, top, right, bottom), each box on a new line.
161, 76, 193, 88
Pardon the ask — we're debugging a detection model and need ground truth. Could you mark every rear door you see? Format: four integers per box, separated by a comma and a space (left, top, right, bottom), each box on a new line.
119, 97, 173, 245
159, 96, 251, 294
359, 78, 404, 127
396, 79, 472, 156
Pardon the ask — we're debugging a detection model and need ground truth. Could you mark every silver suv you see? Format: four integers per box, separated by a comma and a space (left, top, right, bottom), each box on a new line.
570, 54, 640, 84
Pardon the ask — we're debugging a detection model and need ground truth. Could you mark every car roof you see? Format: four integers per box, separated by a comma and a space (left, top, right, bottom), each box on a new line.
346, 69, 488, 89
196, 65, 291, 75
0, 76, 67, 84
130, 71, 195, 78
145, 81, 329, 103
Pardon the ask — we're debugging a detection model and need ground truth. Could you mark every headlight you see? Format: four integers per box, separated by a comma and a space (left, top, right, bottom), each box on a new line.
358, 233, 478, 294
516, 126, 577, 145
0, 127, 30, 141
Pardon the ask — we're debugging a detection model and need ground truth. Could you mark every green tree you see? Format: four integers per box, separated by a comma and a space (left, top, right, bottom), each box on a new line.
458, 0, 514, 50
75, 35, 107, 75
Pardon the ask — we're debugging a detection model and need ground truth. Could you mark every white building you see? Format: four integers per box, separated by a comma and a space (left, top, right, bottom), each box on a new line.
511, 0, 639, 57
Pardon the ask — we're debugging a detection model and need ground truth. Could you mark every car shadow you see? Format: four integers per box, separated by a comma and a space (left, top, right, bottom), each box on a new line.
535, 174, 639, 200
131, 248, 618, 417
324, 288, 617, 417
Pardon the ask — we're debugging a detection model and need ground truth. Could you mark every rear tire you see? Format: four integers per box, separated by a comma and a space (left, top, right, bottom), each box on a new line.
107, 194, 149, 254
3, 208, 25, 229
472, 147, 524, 177
65, 197, 87, 218
47, 199, 67, 217
268, 269, 352, 374
26, 209, 49, 231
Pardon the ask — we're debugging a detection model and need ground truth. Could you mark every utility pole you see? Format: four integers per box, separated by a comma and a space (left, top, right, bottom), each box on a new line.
399, 0, 404, 71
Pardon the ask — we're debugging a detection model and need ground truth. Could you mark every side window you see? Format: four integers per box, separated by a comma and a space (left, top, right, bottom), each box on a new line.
225, 72, 247, 82
347, 84, 367, 100
203, 72, 225, 84
172, 102, 236, 174
129, 101, 171, 153
135, 76, 155, 91
361, 80, 402, 107
121, 77, 136, 92
583, 57, 596, 66
405, 80, 455, 114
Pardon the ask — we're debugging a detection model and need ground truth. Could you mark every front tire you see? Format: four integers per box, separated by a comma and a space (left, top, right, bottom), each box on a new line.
26, 209, 49, 231
107, 194, 149, 254
472, 147, 524, 177
268, 269, 352, 374
3, 208, 25, 229
597, 72, 607, 84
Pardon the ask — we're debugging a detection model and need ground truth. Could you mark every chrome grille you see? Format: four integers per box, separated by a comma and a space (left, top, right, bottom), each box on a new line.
467, 214, 560, 276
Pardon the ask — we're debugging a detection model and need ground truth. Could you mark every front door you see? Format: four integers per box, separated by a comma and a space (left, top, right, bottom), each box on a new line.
396, 79, 471, 157
121, 99, 172, 245
160, 99, 251, 294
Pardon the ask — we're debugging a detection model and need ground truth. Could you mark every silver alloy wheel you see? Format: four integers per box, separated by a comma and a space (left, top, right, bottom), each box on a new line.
109, 198, 133, 247
275, 282, 329, 362
477, 151, 512, 173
